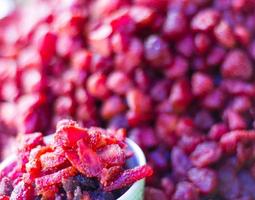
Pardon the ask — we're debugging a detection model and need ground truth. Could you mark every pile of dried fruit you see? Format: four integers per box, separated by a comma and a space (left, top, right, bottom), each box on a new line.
0, 120, 152, 199
1, 0, 255, 199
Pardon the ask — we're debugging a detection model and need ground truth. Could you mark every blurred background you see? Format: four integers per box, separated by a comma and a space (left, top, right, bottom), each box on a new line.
0, 0, 15, 19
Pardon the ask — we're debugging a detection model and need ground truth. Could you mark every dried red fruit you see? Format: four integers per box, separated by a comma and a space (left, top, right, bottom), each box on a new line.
188, 168, 218, 194
54, 125, 89, 147
104, 165, 153, 191
172, 181, 199, 200
191, 9, 220, 31
191, 142, 222, 167
77, 139, 103, 177
221, 49, 253, 80
2, 0, 255, 199
40, 148, 67, 171
35, 166, 77, 189
10, 181, 34, 200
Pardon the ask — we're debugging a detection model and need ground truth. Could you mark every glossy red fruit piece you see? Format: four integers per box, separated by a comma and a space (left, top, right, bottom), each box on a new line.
104, 165, 153, 191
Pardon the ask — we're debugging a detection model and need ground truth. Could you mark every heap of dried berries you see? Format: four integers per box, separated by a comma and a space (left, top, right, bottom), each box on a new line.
0, 120, 152, 200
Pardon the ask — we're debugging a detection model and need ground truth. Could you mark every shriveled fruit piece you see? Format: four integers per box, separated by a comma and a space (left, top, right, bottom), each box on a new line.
191, 9, 220, 31
101, 166, 123, 186
77, 140, 103, 177
36, 185, 59, 199
87, 127, 121, 150
144, 187, 168, 200
221, 49, 253, 80
54, 125, 89, 148
35, 166, 77, 189
10, 181, 34, 200
65, 149, 92, 177
0, 177, 13, 196
172, 181, 199, 200
17, 132, 44, 152
104, 165, 153, 191
191, 142, 222, 167
40, 148, 67, 171
97, 144, 125, 167
220, 130, 255, 153
26, 146, 52, 178
188, 168, 218, 194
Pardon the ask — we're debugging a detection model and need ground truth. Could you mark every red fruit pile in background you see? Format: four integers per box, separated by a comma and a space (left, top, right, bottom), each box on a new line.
1, 0, 255, 199
0, 120, 152, 199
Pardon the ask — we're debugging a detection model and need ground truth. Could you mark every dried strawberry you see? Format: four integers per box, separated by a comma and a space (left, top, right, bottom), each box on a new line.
10, 181, 34, 200
54, 125, 89, 148
104, 165, 153, 191
26, 146, 52, 178
101, 166, 123, 186
97, 144, 125, 167
17, 132, 44, 152
35, 166, 77, 189
36, 185, 59, 199
77, 140, 103, 177
40, 147, 67, 171
65, 149, 90, 177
